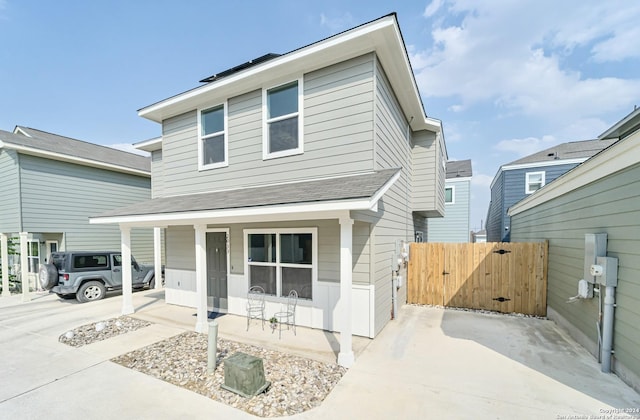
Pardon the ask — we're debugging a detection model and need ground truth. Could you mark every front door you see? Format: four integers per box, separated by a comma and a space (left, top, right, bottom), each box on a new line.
206, 232, 228, 311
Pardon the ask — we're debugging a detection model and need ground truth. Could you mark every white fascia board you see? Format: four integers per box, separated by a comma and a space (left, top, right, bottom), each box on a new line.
509, 132, 640, 216
134, 137, 162, 152
501, 158, 588, 171
0, 141, 150, 177
599, 107, 640, 139
91, 199, 375, 227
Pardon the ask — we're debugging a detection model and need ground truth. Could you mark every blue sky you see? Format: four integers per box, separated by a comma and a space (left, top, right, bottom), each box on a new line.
1, 0, 639, 231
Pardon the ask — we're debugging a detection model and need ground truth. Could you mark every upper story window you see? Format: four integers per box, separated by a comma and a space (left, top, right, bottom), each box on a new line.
445, 186, 455, 204
198, 104, 228, 170
525, 171, 545, 194
263, 80, 303, 159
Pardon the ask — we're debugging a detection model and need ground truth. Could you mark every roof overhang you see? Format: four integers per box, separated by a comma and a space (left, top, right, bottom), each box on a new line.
509, 130, 640, 216
138, 14, 440, 134
134, 137, 162, 152
91, 169, 400, 227
0, 140, 150, 177
599, 107, 640, 140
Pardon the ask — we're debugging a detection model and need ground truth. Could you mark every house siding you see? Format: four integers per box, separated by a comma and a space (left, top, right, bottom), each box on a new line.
488, 162, 581, 242
427, 178, 470, 242
16, 154, 155, 262
166, 220, 370, 286
371, 58, 417, 336
151, 149, 164, 198
510, 162, 640, 390
0, 149, 21, 232
159, 54, 375, 197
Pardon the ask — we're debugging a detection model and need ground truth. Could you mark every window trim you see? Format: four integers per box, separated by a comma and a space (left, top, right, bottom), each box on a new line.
262, 78, 304, 160
525, 171, 546, 194
445, 186, 455, 204
198, 102, 228, 171
244, 227, 317, 301
27, 240, 40, 273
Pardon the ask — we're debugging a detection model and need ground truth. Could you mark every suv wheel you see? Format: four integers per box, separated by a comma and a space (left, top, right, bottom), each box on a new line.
76, 281, 106, 303
38, 263, 59, 290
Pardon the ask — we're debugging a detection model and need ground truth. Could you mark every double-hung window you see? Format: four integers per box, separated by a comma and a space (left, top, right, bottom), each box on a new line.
444, 186, 455, 204
27, 241, 39, 273
263, 80, 303, 159
199, 103, 227, 170
525, 171, 545, 194
246, 228, 316, 300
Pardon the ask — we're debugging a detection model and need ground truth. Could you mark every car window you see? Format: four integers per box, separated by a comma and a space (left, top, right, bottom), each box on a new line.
113, 255, 122, 267
73, 254, 108, 269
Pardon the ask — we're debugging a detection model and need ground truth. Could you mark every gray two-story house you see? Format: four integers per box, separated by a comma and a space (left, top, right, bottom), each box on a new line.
92, 14, 447, 367
0, 127, 156, 299
486, 139, 616, 242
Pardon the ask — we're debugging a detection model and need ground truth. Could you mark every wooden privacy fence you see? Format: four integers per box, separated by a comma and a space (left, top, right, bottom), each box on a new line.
407, 242, 548, 316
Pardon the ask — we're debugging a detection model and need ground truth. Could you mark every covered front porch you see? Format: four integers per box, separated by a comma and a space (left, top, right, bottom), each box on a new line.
90, 169, 400, 367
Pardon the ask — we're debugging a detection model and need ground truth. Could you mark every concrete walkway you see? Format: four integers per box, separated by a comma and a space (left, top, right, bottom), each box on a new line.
0, 290, 638, 419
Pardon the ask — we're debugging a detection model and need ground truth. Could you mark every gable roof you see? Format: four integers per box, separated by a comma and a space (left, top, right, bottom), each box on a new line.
504, 139, 616, 167
599, 107, 640, 140
510, 112, 640, 216
91, 169, 400, 226
0, 127, 150, 176
446, 159, 472, 179
138, 13, 442, 134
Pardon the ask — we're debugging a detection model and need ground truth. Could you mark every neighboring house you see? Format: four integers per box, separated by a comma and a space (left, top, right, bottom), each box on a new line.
91, 14, 447, 367
0, 127, 156, 299
486, 138, 616, 242
509, 108, 640, 393
426, 159, 471, 242
471, 229, 486, 243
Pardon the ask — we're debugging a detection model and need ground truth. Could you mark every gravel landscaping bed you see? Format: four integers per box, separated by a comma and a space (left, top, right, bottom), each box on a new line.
59, 318, 346, 417
112, 332, 346, 417
58, 316, 151, 347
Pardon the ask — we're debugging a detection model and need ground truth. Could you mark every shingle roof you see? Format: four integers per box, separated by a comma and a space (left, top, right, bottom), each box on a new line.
446, 159, 472, 178
505, 139, 617, 166
4, 126, 150, 173
95, 168, 400, 219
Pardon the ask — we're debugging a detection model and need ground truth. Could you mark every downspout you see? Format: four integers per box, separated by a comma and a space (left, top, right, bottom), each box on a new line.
601, 285, 616, 373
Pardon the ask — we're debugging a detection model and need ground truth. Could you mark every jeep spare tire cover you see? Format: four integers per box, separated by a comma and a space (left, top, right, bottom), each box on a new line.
39, 263, 59, 290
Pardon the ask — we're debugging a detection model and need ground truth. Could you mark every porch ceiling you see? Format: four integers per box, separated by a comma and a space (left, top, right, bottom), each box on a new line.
90, 169, 400, 227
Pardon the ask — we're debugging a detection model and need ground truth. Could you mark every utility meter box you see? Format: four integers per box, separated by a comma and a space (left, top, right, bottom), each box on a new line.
593, 257, 618, 287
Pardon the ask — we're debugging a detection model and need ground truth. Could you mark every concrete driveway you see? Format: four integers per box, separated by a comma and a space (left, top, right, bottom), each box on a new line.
0, 291, 638, 419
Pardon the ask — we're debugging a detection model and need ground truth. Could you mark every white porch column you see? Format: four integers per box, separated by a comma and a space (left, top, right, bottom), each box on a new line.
120, 225, 134, 315
194, 224, 208, 333
19, 232, 29, 302
1, 234, 10, 297
153, 227, 162, 290
338, 216, 354, 368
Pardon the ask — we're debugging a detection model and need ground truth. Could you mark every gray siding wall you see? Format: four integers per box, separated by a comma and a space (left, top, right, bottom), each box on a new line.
17, 154, 154, 261
371, 58, 417, 335
0, 149, 21, 232
427, 179, 470, 242
510, 162, 640, 389
486, 172, 504, 242
159, 54, 376, 197
166, 220, 370, 285
151, 150, 164, 198
412, 130, 437, 213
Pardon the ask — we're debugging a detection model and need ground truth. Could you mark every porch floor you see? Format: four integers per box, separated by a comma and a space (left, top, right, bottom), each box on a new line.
129, 289, 372, 365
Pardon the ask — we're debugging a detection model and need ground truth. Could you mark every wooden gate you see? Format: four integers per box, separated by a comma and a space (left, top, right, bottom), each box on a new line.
407, 242, 548, 316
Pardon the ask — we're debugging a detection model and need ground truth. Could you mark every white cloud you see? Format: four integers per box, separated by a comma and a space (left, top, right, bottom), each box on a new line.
319, 12, 355, 34
471, 173, 492, 188
424, 0, 444, 18
108, 143, 149, 156
411, 0, 640, 121
494, 135, 558, 158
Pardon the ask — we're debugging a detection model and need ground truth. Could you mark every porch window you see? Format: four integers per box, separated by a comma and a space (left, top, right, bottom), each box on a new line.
263, 80, 303, 159
525, 171, 545, 194
27, 241, 39, 273
246, 229, 315, 300
199, 103, 227, 170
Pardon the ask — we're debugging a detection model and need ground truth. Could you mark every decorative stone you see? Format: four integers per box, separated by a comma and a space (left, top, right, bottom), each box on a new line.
222, 352, 270, 398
